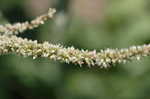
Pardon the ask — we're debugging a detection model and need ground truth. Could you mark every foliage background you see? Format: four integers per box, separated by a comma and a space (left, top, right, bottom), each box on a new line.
0, 0, 150, 99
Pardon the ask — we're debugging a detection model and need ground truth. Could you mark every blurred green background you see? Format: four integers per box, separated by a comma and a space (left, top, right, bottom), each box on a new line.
0, 0, 150, 99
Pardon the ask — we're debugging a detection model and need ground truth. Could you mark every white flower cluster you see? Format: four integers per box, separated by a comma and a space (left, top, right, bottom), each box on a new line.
0, 35, 150, 68
0, 8, 150, 68
0, 8, 56, 35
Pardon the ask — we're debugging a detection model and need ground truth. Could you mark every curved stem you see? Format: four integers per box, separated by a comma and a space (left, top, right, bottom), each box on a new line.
0, 35, 150, 68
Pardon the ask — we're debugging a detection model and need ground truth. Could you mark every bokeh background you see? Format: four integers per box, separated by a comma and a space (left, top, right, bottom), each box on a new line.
0, 0, 150, 99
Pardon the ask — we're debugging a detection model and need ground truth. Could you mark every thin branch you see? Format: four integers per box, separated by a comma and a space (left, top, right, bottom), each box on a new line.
0, 8, 56, 35
0, 35, 150, 68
